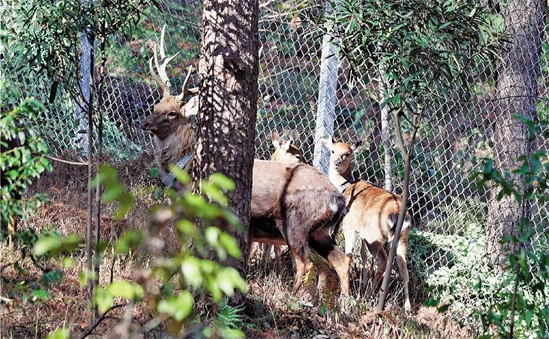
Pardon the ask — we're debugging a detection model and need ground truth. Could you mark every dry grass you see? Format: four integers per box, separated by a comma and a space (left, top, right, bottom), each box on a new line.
1, 153, 472, 338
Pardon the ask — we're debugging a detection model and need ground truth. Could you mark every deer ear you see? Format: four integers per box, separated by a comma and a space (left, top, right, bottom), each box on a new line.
281, 139, 292, 151
183, 96, 199, 118
321, 135, 333, 148
272, 131, 281, 148
351, 140, 364, 151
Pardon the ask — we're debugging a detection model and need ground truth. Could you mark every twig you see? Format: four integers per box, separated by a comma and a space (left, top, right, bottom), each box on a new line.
78, 303, 127, 339
0, 261, 17, 271
0, 296, 14, 304
30, 255, 50, 273
44, 154, 88, 166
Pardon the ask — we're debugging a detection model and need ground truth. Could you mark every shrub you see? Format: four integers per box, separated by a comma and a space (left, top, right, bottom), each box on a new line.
1, 41, 51, 243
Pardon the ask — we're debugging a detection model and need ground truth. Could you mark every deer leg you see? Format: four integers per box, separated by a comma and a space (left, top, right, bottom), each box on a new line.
310, 234, 351, 297
261, 243, 272, 264
396, 230, 411, 312
246, 238, 255, 267
327, 246, 351, 296
359, 239, 369, 296
290, 247, 313, 293
342, 224, 356, 257
274, 245, 282, 271
366, 241, 387, 290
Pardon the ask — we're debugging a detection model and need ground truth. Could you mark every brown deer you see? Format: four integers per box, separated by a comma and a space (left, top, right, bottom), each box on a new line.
323, 137, 411, 311
252, 131, 304, 269
140, 27, 350, 296
139, 26, 199, 191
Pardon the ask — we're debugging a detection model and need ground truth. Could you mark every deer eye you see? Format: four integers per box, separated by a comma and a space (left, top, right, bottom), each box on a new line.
167, 111, 178, 118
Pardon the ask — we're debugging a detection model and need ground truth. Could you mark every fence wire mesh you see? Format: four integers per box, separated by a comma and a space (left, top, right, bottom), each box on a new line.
3, 0, 548, 334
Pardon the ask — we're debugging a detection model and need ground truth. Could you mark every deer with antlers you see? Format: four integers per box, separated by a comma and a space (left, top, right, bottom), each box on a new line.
140, 27, 351, 297
140, 27, 199, 191
323, 137, 412, 311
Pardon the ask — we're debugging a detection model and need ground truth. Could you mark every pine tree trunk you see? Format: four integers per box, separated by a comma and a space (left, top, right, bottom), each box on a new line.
486, 0, 544, 265
196, 1, 259, 279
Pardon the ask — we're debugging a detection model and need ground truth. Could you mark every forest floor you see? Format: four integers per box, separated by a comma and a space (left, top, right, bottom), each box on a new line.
1, 152, 472, 338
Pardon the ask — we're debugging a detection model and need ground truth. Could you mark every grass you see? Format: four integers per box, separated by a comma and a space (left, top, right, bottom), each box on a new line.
0, 152, 473, 338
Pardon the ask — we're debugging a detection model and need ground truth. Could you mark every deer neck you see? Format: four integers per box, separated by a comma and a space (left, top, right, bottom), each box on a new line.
328, 166, 355, 193
154, 124, 196, 176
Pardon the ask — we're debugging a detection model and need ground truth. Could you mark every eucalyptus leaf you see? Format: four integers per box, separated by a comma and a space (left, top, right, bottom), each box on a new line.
107, 281, 144, 301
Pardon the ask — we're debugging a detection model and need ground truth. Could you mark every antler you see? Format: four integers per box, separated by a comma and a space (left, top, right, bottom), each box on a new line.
149, 25, 179, 98
175, 65, 197, 102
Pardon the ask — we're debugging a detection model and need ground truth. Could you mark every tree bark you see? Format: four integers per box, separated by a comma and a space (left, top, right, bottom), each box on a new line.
196, 1, 259, 279
486, 0, 544, 265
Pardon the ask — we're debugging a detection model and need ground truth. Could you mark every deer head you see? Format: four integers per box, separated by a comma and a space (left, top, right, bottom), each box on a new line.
140, 25, 199, 140
322, 137, 363, 183
271, 131, 303, 163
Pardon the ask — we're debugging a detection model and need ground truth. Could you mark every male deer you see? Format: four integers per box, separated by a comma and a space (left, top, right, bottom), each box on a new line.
140, 27, 350, 296
323, 137, 412, 311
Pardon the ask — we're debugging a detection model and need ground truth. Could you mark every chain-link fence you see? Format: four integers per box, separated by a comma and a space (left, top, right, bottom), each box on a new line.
5, 0, 548, 334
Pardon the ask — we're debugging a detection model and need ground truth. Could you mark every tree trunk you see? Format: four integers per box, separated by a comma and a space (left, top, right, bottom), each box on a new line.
486, 0, 544, 265
196, 1, 259, 278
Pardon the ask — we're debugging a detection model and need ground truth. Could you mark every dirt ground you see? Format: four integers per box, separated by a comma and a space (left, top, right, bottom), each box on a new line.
0, 153, 472, 338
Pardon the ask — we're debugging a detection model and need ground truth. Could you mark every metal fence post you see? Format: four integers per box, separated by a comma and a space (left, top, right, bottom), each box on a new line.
76, 31, 93, 158
313, 1, 339, 174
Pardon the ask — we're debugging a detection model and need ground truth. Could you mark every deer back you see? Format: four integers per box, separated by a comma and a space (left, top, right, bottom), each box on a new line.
323, 137, 410, 242
251, 160, 346, 241
342, 180, 407, 243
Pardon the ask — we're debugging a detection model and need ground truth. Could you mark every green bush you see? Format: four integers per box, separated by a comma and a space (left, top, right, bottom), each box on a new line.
416, 116, 549, 338
1, 76, 51, 242
34, 166, 247, 337
472, 116, 549, 338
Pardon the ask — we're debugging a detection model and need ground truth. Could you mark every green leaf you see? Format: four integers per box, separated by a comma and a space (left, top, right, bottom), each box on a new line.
107, 281, 144, 301
113, 192, 135, 220
95, 288, 114, 314
423, 297, 441, 307
468, 7, 477, 17
218, 329, 245, 339
202, 182, 228, 206
32, 289, 49, 301
33, 236, 63, 256
17, 130, 26, 144
62, 257, 75, 268
205, 227, 220, 245
115, 230, 143, 254
176, 219, 198, 237
181, 257, 204, 288
102, 182, 123, 203
205, 227, 227, 260
45, 327, 70, 339
219, 232, 241, 259
438, 304, 450, 313
170, 165, 190, 185
217, 267, 247, 297
393, 92, 401, 105
157, 291, 193, 321
209, 173, 235, 191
